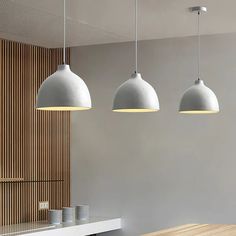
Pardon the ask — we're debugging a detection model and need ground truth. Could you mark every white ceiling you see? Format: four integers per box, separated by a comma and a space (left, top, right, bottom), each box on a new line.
1, 0, 236, 48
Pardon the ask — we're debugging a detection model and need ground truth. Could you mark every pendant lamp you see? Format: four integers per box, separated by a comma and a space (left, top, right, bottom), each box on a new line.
112, 0, 159, 112
179, 6, 219, 114
36, 0, 91, 111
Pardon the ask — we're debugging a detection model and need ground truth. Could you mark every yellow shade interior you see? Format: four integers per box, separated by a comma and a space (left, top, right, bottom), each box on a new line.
113, 109, 159, 113
36, 107, 91, 111
179, 110, 219, 114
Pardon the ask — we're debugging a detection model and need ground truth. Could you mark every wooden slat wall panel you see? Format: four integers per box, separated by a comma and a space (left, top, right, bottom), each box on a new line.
0, 39, 70, 226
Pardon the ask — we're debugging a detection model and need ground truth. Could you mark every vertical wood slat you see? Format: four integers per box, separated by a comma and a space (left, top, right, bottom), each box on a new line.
0, 39, 70, 226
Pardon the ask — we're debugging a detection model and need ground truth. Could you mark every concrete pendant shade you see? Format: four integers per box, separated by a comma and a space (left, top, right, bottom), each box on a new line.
36, 0, 91, 111
112, 73, 160, 112
179, 79, 219, 114
113, 0, 159, 113
36, 64, 92, 111
179, 6, 219, 114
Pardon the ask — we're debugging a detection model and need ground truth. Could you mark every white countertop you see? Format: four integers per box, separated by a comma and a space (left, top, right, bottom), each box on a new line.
0, 217, 122, 236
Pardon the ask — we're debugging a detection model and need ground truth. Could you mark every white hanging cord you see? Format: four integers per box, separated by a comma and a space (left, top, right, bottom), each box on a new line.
197, 11, 200, 79
135, 0, 138, 73
63, 0, 66, 64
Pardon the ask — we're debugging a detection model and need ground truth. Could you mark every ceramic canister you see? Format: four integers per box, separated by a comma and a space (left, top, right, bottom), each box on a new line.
62, 207, 75, 223
48, 209, 62, 225
75, 205, 89, 221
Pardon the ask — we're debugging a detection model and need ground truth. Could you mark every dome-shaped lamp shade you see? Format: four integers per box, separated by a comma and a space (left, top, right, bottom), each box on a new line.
36, 64, 92, 111
179, 79, 219, 114
112, 73, 159, 112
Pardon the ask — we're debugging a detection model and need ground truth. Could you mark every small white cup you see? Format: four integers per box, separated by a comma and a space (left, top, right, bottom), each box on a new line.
62, 207, 75, 223
48, 210, 62, 225
75, 205, 89, 221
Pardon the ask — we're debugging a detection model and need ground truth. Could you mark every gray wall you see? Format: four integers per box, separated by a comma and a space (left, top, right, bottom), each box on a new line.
70, 33, 236, 236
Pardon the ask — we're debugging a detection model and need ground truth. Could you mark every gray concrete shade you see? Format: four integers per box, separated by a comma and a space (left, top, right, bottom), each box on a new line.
179, 79, 219, 114
112, 73, 160, 112
36, 64, 92, 111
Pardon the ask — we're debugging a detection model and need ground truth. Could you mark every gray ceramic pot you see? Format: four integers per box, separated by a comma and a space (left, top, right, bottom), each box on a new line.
75, 205, 89, 221
48, 209, 62, 225
62, 207, 75, 223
